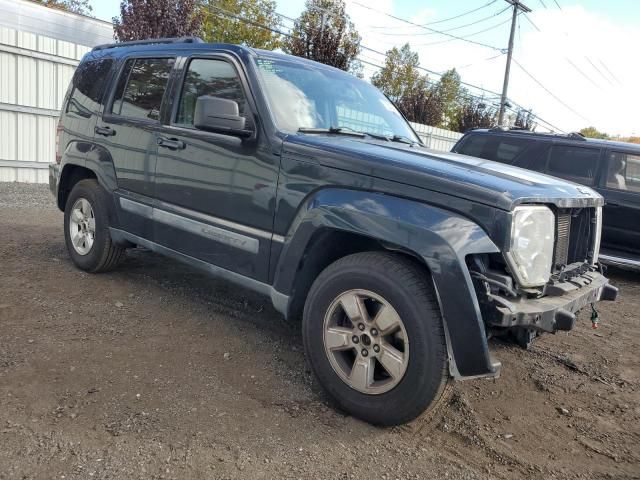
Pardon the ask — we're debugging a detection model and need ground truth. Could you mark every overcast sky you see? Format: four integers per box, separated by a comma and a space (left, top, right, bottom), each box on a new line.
90, 0, 639, 136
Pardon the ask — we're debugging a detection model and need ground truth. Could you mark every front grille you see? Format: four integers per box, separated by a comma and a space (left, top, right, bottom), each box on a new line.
553, 208, 595, 270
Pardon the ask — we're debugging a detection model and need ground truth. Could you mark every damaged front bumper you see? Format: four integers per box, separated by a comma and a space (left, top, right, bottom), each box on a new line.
484, 271, 618, 333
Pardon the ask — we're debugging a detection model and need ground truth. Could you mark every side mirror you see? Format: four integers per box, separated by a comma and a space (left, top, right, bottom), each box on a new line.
194, 96, 253, 138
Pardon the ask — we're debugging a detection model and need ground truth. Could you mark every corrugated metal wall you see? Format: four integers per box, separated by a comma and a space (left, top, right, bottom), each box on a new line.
0, 0, 112, 183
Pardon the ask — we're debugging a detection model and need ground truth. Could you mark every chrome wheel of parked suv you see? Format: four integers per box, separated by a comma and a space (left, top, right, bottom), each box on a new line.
68, 198, 96, 255
64, 179, 125, 273
303, 252, 451, 426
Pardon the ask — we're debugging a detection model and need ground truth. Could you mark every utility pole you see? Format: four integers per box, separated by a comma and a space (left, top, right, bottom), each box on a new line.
498, 0, 531, 126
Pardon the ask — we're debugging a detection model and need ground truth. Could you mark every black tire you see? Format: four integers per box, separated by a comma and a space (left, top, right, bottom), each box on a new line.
63, 179, 125, 273
303, 251, 450, 426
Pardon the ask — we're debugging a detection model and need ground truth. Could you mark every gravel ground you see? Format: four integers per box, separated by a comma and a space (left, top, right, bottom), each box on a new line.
0, 183, 638, 480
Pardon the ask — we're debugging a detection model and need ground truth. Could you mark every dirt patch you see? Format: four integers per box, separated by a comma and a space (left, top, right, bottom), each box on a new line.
0, 183, 638, 479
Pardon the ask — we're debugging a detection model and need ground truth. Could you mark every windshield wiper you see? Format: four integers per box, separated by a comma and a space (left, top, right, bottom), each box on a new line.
298, 126, 365, 137
390, 134, 419, 146
298, 127, 420, 146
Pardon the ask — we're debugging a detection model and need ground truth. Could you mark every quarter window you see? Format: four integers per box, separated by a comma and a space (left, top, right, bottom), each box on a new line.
545, 145, 600, 186
111, 58, 174, 121
67, 59, 113, 115
176, 59, 250, 127
605, 151, 640, 193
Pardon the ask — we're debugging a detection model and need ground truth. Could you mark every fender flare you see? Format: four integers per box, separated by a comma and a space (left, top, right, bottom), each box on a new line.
57, 142, 120, 225
272, 188, 501, 378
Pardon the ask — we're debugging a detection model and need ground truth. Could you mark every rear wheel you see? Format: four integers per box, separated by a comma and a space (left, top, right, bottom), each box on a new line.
64, 179, 125, 272
303, 252, 450, 426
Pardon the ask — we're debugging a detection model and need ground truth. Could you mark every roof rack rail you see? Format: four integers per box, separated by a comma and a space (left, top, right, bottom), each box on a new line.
92, 36, 204, 52
488, 126, 530, 132
568, 132, 587, 141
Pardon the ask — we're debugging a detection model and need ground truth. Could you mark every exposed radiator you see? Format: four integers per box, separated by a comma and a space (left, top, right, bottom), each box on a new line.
554, 208, 594, 270
554, 212, 571, 267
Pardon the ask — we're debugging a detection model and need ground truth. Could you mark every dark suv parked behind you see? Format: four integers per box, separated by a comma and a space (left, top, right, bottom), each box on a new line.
453, 128, 640, 267
50, 38, 617, 425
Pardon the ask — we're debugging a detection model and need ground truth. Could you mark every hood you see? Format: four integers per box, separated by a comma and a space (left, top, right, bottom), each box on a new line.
286, 135, 603, 211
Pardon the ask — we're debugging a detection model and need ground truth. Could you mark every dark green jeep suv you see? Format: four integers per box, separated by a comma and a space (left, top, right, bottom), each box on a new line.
50, 37, 617, 425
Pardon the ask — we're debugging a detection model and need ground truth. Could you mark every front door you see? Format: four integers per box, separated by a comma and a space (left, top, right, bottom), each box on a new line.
597, 149, 640, 258
95, 55, 175, 239
152, 55, 279, 281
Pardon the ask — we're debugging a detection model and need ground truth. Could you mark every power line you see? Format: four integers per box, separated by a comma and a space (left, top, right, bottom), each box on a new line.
512, 58, 592, 123
521, 10, 620, 94
373, 5, 511, 35
538, 0, 548, 8
565, 58, 602, 90
414, 16, 513, 46
598, 59, 623, 86
585, 57, 614, 86
522, 13, 541, 31
372, 0, 501, 29
350, 1, 504, 51
552, 0, 562, 10
422, 0, 500, 26
455, 52, 506, 69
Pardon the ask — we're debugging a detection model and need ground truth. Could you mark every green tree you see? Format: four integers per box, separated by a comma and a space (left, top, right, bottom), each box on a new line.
371, 44, 422, 102
113, 0, 203, 42
579, 126, 609, 139
283, 0, 361, 73
200, 0, 281, 49
430, 69, 463, 130
33, 0, 92, 16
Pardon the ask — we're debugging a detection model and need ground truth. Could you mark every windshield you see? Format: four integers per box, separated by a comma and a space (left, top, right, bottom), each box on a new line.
253, 56, 420, 142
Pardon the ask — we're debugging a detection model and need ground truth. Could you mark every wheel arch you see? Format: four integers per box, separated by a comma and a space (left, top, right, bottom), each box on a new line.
272, 188, 502, 379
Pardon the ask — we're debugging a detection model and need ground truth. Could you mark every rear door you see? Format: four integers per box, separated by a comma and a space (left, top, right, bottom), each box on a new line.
596, 149, 640, 257
96, 55, 176, 240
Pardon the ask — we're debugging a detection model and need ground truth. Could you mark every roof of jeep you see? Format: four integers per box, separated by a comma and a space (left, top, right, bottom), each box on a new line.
84, 39, 346, 74
463, 128, 640, 151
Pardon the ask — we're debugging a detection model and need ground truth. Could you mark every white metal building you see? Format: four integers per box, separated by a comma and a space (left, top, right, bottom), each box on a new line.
0, 0, 112, 183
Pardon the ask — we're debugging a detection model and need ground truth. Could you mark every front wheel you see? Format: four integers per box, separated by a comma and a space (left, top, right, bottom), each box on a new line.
303, 252, 450, 426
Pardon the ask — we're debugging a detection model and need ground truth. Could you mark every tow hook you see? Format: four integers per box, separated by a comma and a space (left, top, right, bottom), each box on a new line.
591, 303, 599, 329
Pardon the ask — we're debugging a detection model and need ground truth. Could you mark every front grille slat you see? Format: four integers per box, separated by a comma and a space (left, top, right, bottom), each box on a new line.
555, 213, 571, 268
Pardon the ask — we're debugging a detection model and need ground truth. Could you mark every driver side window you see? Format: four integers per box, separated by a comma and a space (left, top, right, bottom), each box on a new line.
175, 59, 251, 128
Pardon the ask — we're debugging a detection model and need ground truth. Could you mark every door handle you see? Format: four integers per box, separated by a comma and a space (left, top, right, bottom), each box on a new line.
157, 137, 186, 150
95, 126, 116, 137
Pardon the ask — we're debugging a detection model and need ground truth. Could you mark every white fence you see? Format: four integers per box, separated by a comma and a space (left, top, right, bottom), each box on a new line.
410, 122, 463, 151
0, 0, 111, 183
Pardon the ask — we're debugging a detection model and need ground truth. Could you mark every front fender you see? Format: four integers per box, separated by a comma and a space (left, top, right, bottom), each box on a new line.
273, 188, 501, 378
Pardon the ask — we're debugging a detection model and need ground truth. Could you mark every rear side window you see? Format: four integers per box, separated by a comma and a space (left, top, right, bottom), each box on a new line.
546, 145, 600, 186
456, 135, 532, 164
605, 151, 640, 193
66, 59, 113, 115
112, 58, 175, 121
456, 135, 487, 158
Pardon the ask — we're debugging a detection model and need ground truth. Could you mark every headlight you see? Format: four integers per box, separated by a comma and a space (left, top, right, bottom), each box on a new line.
505, 206, 555, 287
592, 206, 602, 264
